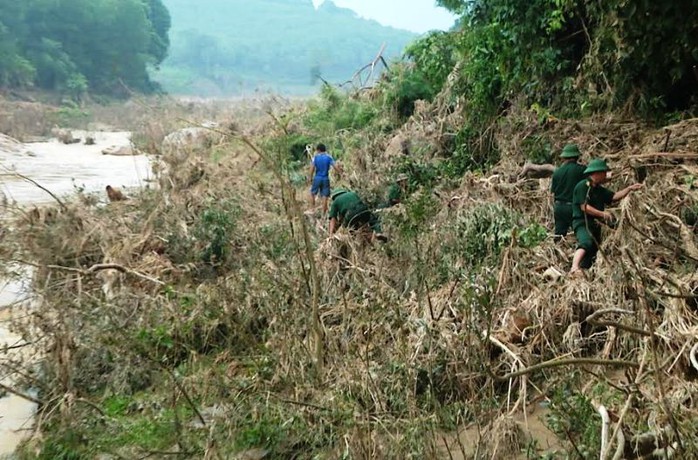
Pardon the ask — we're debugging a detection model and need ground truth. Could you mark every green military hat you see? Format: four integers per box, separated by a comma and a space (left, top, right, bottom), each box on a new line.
583, 158, 611, 175
560, 144, 581, 158
331, 188, 349, 200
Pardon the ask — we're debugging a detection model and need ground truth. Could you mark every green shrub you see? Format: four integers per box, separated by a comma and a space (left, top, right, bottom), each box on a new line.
395, 156, 443, 190
445, 124, 500, 177
521, 133, 554, 165
381, 64, 438, 119
33, 431, 87, 460
436, 0, 698, 115
194, 200, 240, 266
456, 204, 518, 264
303, 85, 378, 135
285, 133, 313, 164
163, 198, 240, 271
404, 31, 461, 96
51, 106, 91, 128
545, 379, 602, 457
393, 190, 441, 238
518, 222, 548, 248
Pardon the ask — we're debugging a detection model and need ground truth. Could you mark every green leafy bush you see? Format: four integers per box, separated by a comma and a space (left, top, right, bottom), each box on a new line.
285, 133, 313, 164
304, 85, 379, 135
380, 64, 439, 119
35, 431, 86, 460
195, 200, 240, 266
164, 198, 240, 270
456, 204, 518, 263
518, 222, 548, 248
521, 134, 553, 165
404, 31, 461, 96
436, 0, 698, 117
545, 380, 602, 457
445, 124, 500, 176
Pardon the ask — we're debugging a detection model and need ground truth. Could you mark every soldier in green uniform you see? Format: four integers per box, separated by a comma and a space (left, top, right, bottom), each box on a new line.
570, 159, 643, 274
380, 173, 409, 209
551, 144, 586, 241
329, 189, 385, 241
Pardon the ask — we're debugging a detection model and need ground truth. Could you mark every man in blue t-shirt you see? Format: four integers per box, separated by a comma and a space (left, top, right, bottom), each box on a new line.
308, 143, 337, 213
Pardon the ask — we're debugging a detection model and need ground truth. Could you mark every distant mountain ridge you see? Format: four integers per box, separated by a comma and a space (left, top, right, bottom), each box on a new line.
156, 0, 417, 96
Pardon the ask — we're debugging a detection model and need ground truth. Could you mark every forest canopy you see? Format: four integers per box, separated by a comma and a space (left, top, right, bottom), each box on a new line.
0, 0, 170, 97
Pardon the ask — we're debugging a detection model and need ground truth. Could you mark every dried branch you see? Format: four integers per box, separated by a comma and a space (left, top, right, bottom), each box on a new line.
14, 259, 165, 286
494, 358, 639, 381
0, 381, 43, 405
0, 170, 68, 211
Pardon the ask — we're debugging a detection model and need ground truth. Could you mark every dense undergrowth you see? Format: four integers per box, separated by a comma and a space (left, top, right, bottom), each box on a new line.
2, 2, 698, 458
1, 80, 696, 459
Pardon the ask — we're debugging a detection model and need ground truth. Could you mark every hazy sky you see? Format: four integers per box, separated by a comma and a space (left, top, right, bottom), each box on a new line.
312, 0, 457, 34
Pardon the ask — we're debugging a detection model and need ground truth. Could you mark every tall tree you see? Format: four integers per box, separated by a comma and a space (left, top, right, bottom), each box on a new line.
433, 0, 698, 112
0, 0, 171, 96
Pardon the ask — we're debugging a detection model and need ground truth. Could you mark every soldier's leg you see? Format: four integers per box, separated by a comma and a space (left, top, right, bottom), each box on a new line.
572, 224, 597, 271
553, 203, 572, 241
583, 225, 602, 268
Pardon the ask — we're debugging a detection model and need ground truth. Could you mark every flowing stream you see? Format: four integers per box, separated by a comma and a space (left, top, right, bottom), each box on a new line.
0, 131, 151, 456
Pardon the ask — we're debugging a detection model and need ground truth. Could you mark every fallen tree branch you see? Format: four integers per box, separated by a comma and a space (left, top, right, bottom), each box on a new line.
584, 308, 634, 323
626, 220, 698, 264
0, 170, 68, 211
597, 404, 610, 460
587, 319, 653, 337
518, 162, 555, 179
627, 152, 698, 160
339, 43, 389, 89
13, 259, 165, 286
1, 341, 34, 351
0, 381, 43, 405
493, 358, 639, 381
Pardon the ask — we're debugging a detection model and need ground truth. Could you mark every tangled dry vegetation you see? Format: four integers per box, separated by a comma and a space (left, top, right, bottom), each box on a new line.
1, 89, 698, 459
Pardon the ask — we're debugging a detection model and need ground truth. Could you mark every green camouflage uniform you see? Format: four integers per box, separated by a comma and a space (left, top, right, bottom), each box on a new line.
572, 179, 615, 268
329, 191, 381, 232
377, 183, 402, 209
551, 161, 586, 238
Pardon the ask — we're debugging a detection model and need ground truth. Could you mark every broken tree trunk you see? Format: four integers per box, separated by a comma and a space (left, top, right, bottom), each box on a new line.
519, 163, 555, 179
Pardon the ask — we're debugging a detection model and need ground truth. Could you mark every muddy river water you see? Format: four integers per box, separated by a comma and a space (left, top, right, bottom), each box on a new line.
0, 131, 151, 455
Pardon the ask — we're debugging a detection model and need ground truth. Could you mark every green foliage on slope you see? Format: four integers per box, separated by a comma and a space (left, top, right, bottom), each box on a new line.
427, 0, 698, 116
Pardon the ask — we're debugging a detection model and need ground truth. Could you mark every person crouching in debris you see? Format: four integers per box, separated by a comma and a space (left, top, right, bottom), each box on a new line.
379, 173, 409, 209
551, 144, 586, 242
329, 189, 387, 242
308, 143, 337, 214
569, 159, 643, 274
106, 185, 127, 202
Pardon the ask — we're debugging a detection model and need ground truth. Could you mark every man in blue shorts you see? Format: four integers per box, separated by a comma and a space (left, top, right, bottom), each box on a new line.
308, 143, 336, 213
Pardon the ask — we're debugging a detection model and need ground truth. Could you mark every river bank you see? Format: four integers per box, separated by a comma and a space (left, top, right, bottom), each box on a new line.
0, 277, 36, 458
0, 130, 152, 455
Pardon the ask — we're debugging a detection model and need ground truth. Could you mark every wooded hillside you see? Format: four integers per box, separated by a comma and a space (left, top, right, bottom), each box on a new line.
0, 0, 170, 98
157, 0, 417, 95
